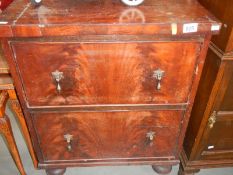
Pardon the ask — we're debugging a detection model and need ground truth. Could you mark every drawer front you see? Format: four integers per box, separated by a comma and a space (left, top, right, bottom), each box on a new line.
11, 41, 199, 106
32, 111, 182, 161
199, 112, 233, 160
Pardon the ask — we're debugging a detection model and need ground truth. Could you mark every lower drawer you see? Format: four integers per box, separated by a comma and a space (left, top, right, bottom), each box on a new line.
199, 112, 233, 160
32, 111, 182, 161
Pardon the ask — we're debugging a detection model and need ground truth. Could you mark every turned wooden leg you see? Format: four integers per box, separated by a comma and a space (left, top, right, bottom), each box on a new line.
8, 89, 38, 168
152, 165, 172, 174
178, 164, 200, 175
0, 115, 26, 175
46, 168, 66, 175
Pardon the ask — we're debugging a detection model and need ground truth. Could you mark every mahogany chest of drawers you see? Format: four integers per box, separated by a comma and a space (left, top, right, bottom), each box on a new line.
0, 0, 220, 174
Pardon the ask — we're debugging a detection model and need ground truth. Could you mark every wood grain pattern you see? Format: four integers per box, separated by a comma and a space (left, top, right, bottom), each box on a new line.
199, 0, 233, 52
32, 111, 182, 161
0, 0, 220, 173
11, 41, 199, 107
0, 0, 220, 37
180, 56, 233, 173
194, 61, 233, 160
1, 38, 49, 164
0, 65, 38, 167
9, 92, 38, 168
183, 42, 222, 159
176, 34, 211, 158
216, 62, 233, 111
0, 0, 13, 11
200, 113, 233, 159
0, 115, 26, 175
180, 2, 233, 170
178, 156, 200, 175
0, 90, 8, 116
0, 47, 9, 74
0, 91, 26, 175
184, 46, 233, 161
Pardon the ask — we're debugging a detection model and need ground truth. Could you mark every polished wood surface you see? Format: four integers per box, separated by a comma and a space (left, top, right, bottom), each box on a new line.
183, 43, 222, 159
180, 1, 233, 170
218, 63, 233, 111
196, 60, 233, 160
0, 0, 220, 174
180, 44, 233, 174
33, 111, 181, 161
0, 90, 7, 116
0, 90, 26, 175
200, 113, 233, 159
8, 89, 38, 168
0, 47, 9, 73
12, 41, 199, 106
0, 0, 220, 37
199, 0, 233, 52
0, 0, 13, 11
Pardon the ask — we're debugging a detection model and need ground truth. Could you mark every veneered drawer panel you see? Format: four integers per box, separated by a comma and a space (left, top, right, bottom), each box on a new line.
32, 111, 182, 161
11, 41, 199, 106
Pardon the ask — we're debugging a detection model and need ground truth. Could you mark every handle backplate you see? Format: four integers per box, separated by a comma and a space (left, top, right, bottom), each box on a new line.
64, 134, 73, 152
153, 69, 165, 90
208, 111, 217, 129
52, 70, 64, 92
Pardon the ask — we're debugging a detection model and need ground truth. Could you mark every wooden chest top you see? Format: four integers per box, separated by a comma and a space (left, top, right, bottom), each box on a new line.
0, 0, 220, 37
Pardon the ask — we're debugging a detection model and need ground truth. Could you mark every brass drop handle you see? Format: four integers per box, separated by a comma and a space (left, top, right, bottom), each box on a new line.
64, 134, 73, 152
146, 131, 156, 141
208, 111, 217, 129
52, 70, 64, 92
153, 69, 165, 90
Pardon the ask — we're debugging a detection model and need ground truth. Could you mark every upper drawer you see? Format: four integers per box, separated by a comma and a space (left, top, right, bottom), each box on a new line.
11, 41, 200, 107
